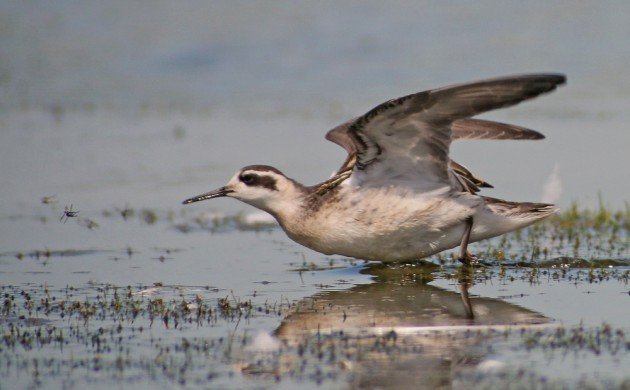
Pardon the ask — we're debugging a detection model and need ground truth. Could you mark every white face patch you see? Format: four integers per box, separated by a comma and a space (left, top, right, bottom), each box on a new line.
223, 168, 303, 215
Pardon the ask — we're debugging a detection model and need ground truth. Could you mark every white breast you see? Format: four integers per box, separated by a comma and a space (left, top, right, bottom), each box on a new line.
282, 185, 480, 261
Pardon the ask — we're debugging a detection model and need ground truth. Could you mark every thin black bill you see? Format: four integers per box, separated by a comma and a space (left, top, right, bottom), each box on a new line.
182, 187, 232, 204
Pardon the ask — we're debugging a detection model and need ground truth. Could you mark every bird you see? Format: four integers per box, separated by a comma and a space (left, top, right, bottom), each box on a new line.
183, 74, 566, 264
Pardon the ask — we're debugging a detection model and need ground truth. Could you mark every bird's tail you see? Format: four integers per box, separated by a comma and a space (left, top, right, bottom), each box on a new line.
481, 196, 557, 232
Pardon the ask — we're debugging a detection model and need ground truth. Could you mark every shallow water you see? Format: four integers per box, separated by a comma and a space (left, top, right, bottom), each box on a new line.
1, 2, 629, 389
0, 201, 628, 388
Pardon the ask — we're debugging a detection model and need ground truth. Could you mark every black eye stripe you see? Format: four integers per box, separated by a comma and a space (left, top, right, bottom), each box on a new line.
239, 172, 278, 191
240, 174, 256, 184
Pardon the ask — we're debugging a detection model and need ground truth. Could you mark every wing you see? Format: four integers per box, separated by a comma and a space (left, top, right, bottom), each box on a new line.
448, 159, 492, 194
321, 74, 565, 193
451, 118, 544, 141
326, 118, 544, 194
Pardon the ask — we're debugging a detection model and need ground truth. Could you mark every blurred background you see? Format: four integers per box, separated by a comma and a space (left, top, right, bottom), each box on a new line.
1, 4, 628, 388
1, 1, 629, 213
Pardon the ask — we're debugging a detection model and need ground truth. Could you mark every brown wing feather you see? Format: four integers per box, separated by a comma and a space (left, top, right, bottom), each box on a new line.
449, 160, 493, 190
326, 119, 543, 195
415, 74, 566, 124
325, 120, 357, 177
322, 74, 566, 194
452, 119, 545, 141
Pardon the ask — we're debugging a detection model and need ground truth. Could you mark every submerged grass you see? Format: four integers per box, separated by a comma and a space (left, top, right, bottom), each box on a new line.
433, 201, 629, 267
0, 203, 628, 388
2, 281, 628, 388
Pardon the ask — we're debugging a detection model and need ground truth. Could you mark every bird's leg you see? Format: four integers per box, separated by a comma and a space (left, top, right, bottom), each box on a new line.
458, 271, 475, 320
458, 217, 477, 265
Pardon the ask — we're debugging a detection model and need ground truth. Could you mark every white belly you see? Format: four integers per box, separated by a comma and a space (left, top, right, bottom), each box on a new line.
283, 187, 481, 261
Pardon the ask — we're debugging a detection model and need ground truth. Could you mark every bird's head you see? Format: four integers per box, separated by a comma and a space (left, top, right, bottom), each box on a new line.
182, 165, 305, 217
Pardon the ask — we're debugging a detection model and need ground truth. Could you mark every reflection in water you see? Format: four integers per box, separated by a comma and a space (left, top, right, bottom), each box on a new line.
273, 263, 549, 388
278, 263, 548, 337
459, 273, 475, 321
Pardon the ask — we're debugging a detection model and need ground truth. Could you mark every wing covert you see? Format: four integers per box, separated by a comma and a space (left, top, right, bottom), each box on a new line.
321, 74, 566, 193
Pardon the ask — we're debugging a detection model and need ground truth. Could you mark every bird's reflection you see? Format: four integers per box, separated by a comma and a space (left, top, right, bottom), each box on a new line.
458, 268, 475, 320
277, 263, 547, 338
270, 263, 549, 388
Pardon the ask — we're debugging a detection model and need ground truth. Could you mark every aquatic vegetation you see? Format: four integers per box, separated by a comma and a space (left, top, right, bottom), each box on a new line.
1, 265, 628, 388
521, 323, 627, 355
0, 202, 628, 388
0, 282, 301, 387
434, 202, 629, 266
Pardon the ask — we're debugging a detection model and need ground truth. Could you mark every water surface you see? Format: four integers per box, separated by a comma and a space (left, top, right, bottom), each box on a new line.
1, 2, 629, 388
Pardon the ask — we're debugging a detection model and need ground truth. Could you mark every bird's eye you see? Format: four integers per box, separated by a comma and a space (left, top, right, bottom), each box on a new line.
240, 174, 256, 185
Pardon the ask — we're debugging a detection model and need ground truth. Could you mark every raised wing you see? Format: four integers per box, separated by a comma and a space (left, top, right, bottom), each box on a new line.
451, 118, 544, 141
322, 74, 565, 193
448, 160, 493, 194
326, 118, 544, 193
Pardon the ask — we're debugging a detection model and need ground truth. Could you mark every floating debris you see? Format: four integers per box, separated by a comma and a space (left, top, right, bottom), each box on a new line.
116, 205, 134, 221
140, 209, 158, 224
79, 218, 99, 230
41, 195, 58, 204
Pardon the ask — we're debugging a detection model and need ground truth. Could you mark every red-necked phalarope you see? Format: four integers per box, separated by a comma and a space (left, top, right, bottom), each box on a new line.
183, 74, 566, 264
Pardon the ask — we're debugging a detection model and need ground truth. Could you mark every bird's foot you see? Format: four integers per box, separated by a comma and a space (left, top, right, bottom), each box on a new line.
458, 251, 479, 266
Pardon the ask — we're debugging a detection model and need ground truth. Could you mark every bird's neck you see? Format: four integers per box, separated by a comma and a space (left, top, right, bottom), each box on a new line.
253, 179, 309, 224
